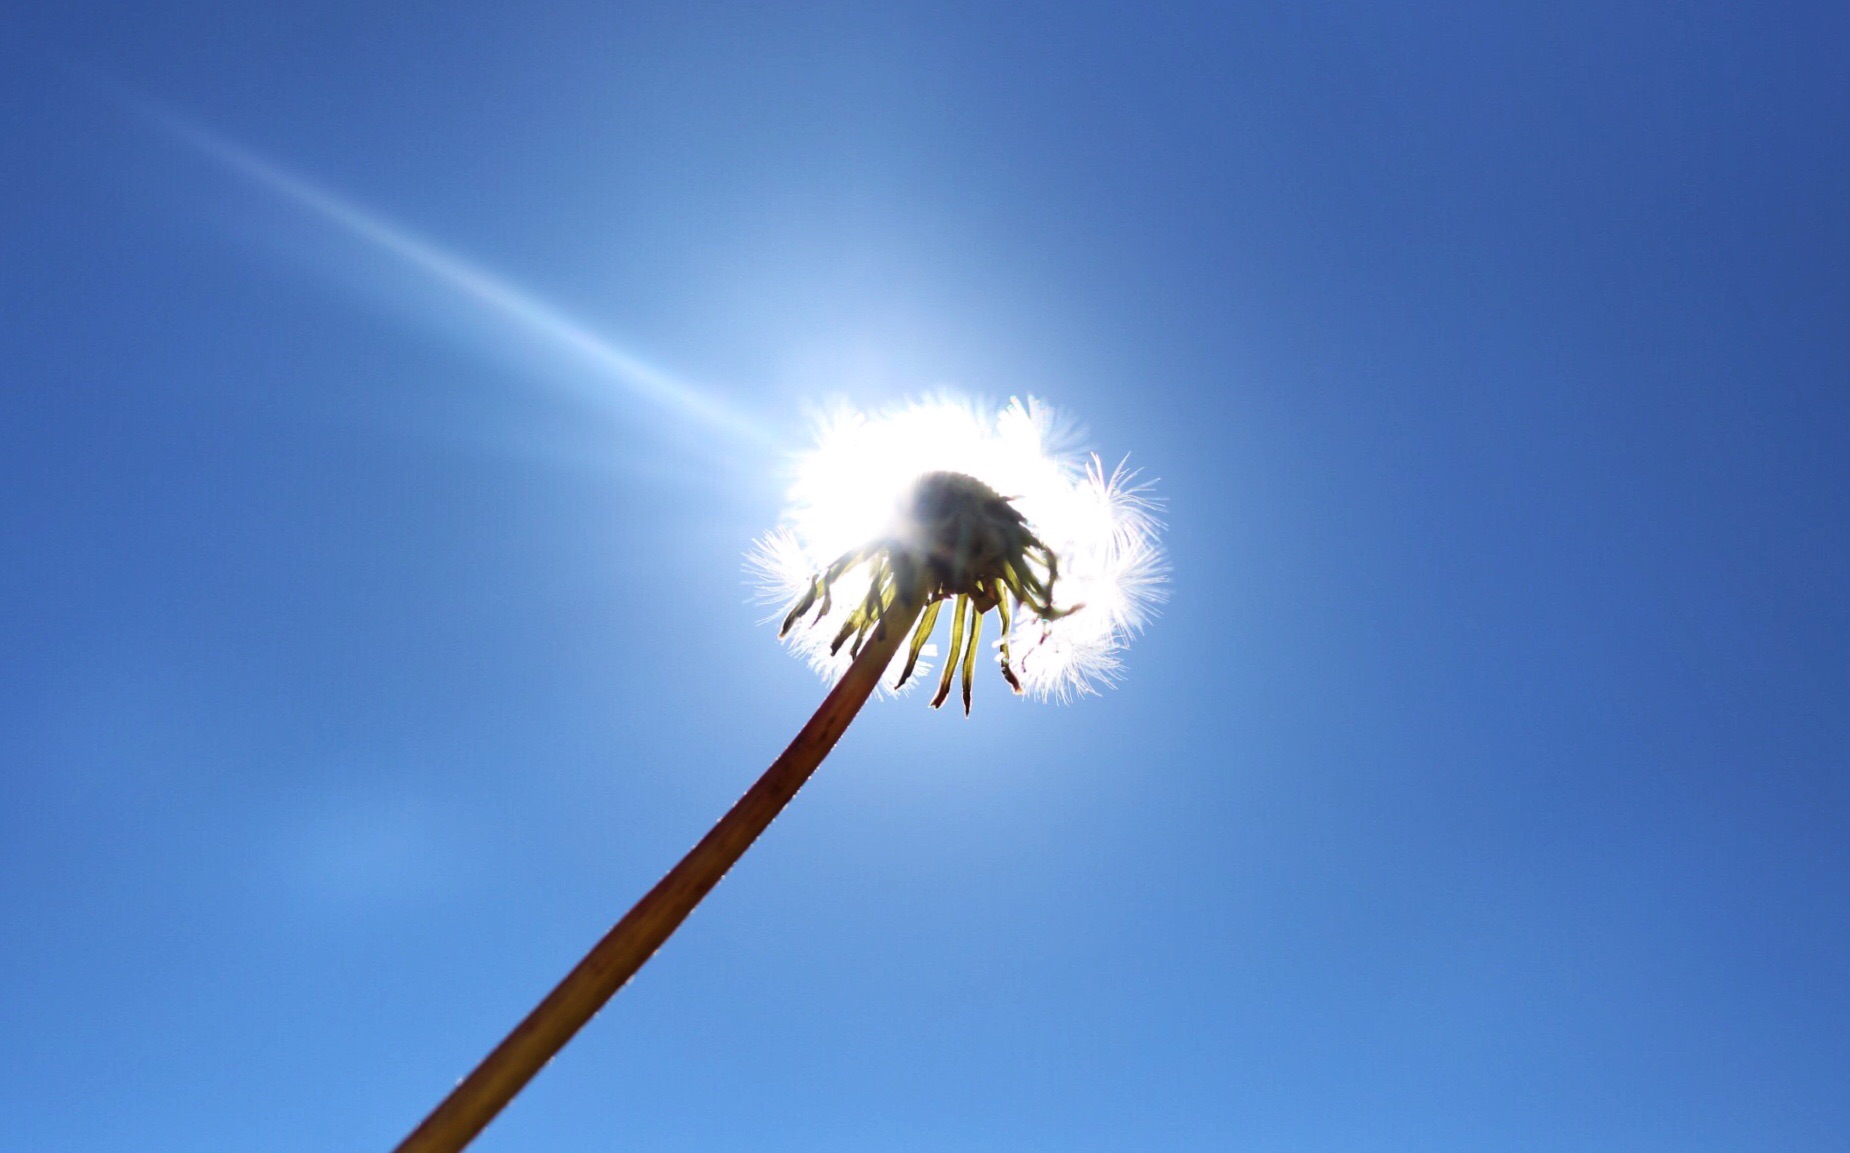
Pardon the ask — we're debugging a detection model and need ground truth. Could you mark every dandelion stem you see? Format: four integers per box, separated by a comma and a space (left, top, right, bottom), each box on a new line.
391, 596, 925, 1153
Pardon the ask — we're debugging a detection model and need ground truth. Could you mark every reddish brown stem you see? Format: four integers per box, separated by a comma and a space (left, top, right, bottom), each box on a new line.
392, 598, 924, 1153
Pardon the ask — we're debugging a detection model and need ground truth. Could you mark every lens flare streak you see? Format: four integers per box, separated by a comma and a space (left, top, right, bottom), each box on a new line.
144, 107, 768, 447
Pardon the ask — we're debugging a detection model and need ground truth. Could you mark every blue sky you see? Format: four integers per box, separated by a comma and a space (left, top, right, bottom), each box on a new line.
3, 4, 1847, 1151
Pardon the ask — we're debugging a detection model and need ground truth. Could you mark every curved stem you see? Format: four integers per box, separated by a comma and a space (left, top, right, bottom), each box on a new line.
392, 597, 925, 1153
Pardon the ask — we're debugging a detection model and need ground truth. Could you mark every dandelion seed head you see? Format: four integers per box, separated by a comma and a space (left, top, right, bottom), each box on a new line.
751, 395, 1166, 705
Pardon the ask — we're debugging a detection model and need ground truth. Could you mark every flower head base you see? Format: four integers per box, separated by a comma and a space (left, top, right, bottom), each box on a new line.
778, 470, 1079, 712
754, 396, 1166, 710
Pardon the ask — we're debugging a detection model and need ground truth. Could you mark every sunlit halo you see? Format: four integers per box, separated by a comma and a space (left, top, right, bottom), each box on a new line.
751, 395, 1167, 701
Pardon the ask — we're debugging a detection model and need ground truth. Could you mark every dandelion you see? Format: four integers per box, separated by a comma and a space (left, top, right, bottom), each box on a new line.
392, 395, 1164, 1153
753, 395, 1166, 708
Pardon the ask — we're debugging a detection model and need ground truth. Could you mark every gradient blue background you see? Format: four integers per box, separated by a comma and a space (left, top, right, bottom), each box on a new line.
3, 4, 1846, 1150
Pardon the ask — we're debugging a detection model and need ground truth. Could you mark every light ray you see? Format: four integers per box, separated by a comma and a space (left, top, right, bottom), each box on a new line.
141, 105, 770, 448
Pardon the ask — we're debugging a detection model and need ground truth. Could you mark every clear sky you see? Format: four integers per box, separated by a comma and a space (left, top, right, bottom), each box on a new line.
3, 4, 1846, 1151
